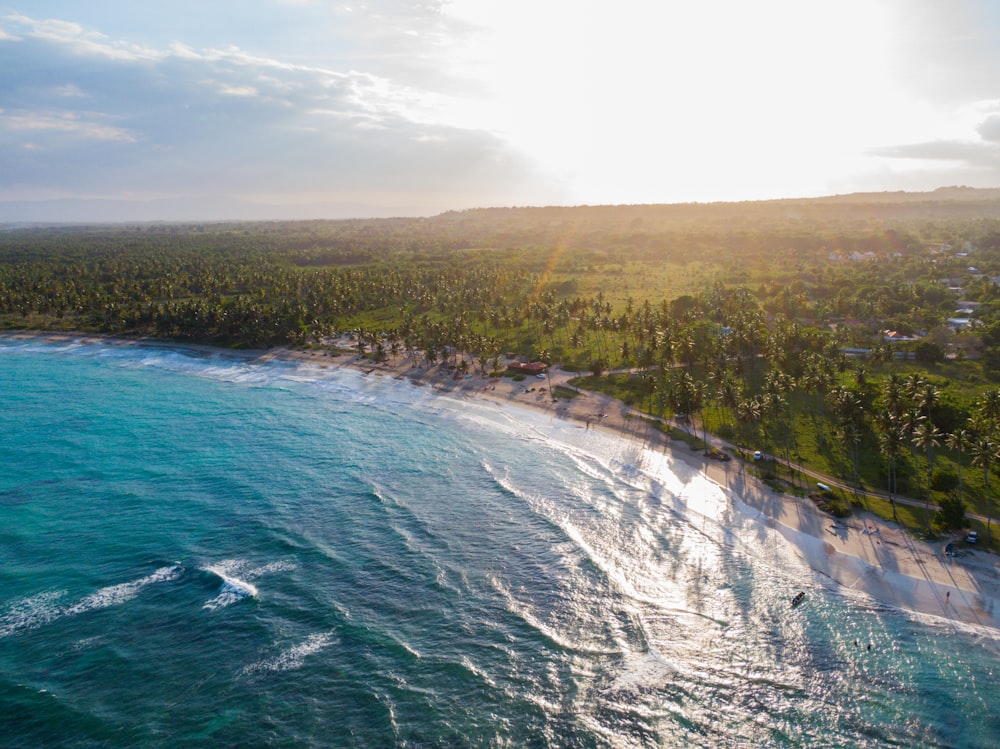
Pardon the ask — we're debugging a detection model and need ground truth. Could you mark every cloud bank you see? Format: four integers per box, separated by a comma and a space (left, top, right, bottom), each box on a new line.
0, 10, 556, 219
4, 2, 1000, 221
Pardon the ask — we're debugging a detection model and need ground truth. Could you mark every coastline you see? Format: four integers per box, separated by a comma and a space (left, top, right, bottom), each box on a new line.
5, 330, 999, 633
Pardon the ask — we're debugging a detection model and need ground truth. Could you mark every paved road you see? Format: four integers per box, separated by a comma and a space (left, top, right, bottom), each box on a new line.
549, 366, 994, 528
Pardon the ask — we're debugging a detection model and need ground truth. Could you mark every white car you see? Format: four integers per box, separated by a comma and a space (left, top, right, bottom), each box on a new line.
966, 531, 978, 544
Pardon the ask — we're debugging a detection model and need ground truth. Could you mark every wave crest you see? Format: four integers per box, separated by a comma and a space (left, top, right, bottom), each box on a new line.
201, 558, 296, 610
0, 565, 182, 638
242, 632, 336, 675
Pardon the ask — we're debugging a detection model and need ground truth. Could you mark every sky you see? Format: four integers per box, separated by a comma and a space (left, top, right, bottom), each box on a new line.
3, 1, 1000, 221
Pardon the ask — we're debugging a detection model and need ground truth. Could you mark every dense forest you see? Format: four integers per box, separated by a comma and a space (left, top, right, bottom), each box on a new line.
4, 186, 1000, 545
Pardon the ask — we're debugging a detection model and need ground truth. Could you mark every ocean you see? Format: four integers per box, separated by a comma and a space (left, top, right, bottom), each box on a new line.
1, 337, 998, 748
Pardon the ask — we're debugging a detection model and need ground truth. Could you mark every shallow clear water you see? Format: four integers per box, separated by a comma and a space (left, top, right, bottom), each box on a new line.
1, 337, 998, 748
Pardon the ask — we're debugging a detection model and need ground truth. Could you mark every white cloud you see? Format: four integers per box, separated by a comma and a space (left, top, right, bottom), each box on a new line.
4, 1, 1000, 219
219, 84, 258, 97
4, 13, 162, 61
0, 10, 555, 216
51, 84, 87, 98
0, 109, 135, 142
977, 114, 1000, 143
874, 140, 997, 163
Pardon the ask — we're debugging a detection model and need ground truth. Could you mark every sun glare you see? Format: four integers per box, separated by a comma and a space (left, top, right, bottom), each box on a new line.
440, 0, 942, 203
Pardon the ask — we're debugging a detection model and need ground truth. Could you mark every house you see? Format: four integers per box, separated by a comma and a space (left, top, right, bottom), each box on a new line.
839, 347, 871, 358
507, 361, 548, 375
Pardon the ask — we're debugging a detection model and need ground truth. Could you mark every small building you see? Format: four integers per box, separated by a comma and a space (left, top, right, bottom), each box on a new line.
839, 347, 871, 358
507, 361, 548, 375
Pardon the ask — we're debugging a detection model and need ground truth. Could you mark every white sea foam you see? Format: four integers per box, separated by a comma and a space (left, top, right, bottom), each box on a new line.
64, 565, 183, 616
242, 631, 336, 674
609, 648, 679, 693
487, 574, 619, 657
0, 590, 67, 638
248, 560, 297, 577
202, 564, 259, 610
0, 566, 182, 639
202, 558, 296, 610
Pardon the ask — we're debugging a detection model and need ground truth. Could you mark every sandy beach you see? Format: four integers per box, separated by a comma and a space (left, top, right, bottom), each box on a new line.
260, 344, 1000, 633
8, 331, 1000, 633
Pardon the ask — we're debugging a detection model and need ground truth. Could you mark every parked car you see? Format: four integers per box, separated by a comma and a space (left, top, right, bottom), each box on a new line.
966, 531, 979, 544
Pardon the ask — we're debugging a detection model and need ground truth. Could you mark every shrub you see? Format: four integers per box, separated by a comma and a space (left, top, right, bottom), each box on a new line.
914, 340, 944, 364
589, 358, 608, 377
715, 423, 736, 441
930, 469, 959, 493
826, 498, 851, 518
934, 493, 967, 531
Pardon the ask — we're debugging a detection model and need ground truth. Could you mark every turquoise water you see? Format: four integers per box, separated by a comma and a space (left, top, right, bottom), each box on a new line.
1, 337, 998, 748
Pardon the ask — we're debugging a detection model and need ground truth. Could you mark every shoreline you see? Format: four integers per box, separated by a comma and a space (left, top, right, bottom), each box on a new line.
5, 330, 1000, 632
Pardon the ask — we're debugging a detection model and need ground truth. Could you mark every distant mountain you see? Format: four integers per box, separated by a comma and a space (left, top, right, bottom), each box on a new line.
425, 187, 1000, 237
785, 186, 1000, 204
3, 187, 1000, 226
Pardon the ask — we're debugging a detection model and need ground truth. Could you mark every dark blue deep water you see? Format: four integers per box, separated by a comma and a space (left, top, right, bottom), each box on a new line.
1, 337, 998, 748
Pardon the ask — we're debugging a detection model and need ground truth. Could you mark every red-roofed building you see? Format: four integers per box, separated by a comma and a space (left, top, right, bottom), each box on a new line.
507, 361, 548, 375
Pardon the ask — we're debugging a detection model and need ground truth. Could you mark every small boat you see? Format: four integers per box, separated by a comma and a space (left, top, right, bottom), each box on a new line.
791, 591, 806, 608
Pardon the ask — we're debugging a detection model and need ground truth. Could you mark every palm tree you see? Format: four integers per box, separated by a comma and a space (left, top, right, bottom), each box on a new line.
669, 371, 707, 442
882, 373, 905, 420
853, 364, 868, 392
904, 373, 927, 401
869, 338, 893, 369
762, 370, 799, 483
829, 385, 865, 493
839, 421, 864, 496
736, 397, 763, 447
946, 428, 971, 511
916, 382, 939, 420
901, 408, 925, 501
674, 327, 696, 371
764, 391, 797, 484
537, 349, 553, 399
980, 388, 1000, 425
912, 419, 942, 532
877, 416, 905, 522
969, 389, 1000, 544
970, 435, 997, 544
717, 377, 742, 433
